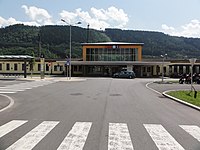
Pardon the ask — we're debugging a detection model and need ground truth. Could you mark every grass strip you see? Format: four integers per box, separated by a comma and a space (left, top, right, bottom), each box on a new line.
167, 91, 200, 107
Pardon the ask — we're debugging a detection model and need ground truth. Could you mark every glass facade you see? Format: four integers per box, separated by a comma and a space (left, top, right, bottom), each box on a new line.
86, 48, 138, 61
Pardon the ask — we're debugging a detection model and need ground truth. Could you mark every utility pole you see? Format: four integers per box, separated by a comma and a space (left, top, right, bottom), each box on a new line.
61, 19, 81, 80
86, 24, 90, 43
161, 54, 167, 83
38, 32, 41, 58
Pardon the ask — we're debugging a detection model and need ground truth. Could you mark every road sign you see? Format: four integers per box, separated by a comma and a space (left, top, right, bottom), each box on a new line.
66, 58, 70, 66
189, 58, 197, 66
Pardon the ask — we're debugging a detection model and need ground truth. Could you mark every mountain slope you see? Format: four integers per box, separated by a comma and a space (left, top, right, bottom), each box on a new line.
105, 28, 200, 59
0, 24, 200, 59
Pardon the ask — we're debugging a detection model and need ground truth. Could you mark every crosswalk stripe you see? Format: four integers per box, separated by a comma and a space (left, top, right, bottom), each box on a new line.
57, 122, 92, 150
180, 125, 200, 142
0, 91, 16, 93
2, 120, 200, 150
144, 124, 185, 150
0, 89, 24, 91
0, 87, 31, 90
108, 123, 134, 150
0, 120, 28, 138
6, 121, 59, 150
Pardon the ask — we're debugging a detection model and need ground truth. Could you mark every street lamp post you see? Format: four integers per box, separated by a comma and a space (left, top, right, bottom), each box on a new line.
161, 54, 167, 83
189, 58, 197, 91
61, 19, 81, 80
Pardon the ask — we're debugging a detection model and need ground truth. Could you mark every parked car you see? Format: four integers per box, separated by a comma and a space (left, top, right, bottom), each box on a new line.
113, 71, 136, 79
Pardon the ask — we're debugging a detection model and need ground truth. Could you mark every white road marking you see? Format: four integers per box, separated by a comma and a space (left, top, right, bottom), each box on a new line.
180, 125, 200, 142
0, 91, 16, 93
108, 123, 134, 150
6, 121, 59, 150
0, 94, 15, 112
144, 124, 185, 150
57, 122, 92, 150
0, 86, 32, 90
0, 120, 28, 138
0, 80, 57, 94
0, 89, 24, 91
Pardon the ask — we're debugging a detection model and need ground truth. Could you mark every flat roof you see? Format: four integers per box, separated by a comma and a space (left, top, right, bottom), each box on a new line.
81, 42, 144, 46
0, 55, 34, 59
57, 61, 170, 66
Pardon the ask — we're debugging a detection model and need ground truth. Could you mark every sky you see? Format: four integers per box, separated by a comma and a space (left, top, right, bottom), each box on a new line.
0, 0, 200, 38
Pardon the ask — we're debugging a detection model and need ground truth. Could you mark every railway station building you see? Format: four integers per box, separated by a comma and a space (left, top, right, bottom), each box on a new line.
0, 42, 199, 78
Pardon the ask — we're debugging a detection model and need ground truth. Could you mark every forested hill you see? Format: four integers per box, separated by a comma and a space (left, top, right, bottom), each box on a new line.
105, 29, 200, 59
0, 24, 111, 58
0, 24, 200, 59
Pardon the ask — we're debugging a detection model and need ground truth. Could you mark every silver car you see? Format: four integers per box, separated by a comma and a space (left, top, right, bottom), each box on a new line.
113, 71, 136, 79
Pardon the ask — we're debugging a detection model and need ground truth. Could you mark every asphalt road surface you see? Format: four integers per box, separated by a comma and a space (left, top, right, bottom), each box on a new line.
0, 78, 200, 150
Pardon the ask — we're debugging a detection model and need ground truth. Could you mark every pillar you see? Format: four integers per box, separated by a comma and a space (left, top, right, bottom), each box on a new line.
127, 65, 133, 71
24, 59, 27, 78
177, 66, 179, 74
183, 66, 186, 74
196, 66, 199, 73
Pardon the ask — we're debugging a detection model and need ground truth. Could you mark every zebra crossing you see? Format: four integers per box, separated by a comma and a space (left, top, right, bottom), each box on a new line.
0, 120, 200, 150
0, 80, 57, 94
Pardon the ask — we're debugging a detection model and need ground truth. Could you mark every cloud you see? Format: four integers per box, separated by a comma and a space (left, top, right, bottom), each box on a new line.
22, 5, 53, 25
162, 20, 200, 38
0, 5, 128, 30
0, 5, 52, 27
161, 24, 175, 31
0, 16, 40, 27
59, 6, 129, 30
0, 16, 17, 27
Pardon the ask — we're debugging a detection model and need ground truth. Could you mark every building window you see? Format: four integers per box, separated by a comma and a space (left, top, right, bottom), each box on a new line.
147, 67, 151, 72
157, 66, 160, 73
14, 63, 18, 71
22, 64, 25, 71
86, 47, 139, 61
179, 66, 183, 74
60, 66, 63, 71
174, 66, 177, 73
6, 63, 10, 71
74, 66, 78, 72
134, 48, 138, 61
79, 66, 82, 72
54, 65, 57, 71
46, 64, 49, 71
142, 67, 146, 73
0, 63, 2, 70
186, 66, 190, 74
38, 64, 41, 71
164, 67, 166, 73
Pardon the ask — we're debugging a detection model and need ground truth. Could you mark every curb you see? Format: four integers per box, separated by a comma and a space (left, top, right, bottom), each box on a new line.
0, 94, 14, 113
53, 77, 87, 82
163, 90, 200, 111
146, 81, 200, 111
145, 82, 162, 95
16, 77, 87, 82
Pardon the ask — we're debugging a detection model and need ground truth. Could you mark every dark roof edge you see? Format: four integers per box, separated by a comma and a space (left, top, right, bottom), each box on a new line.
81, 42, 144, 46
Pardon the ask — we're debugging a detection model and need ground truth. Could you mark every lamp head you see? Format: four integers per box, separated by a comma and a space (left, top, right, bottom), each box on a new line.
61, 19, 66, 22
76, 22, 82, 25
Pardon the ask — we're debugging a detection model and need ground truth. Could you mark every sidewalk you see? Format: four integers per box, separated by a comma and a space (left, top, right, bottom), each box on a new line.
0, 75, 87, 82
17, 76, 87, 82
147, 80, 200, 111
148, 81, 200, 94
